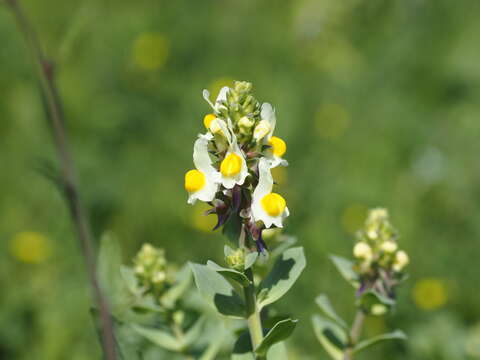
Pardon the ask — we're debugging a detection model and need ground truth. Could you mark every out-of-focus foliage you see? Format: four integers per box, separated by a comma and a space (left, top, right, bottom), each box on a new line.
1, 0, 480, 359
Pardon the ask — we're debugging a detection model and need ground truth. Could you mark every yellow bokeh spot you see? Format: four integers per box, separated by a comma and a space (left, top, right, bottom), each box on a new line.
191, 202, 217, 233
203, 113, 216, 129
268, 136, 287, 157
271, 166, 288, 186
261, 193, 286, 217
220, 153, 242, 177
184, 170, 205, 192
208, 77, 234, 99
10, 231, 51, 264
341, 204, 368, 234
412, 277, 448, 311
133, 32, 169, 71
315, 103, 350, 139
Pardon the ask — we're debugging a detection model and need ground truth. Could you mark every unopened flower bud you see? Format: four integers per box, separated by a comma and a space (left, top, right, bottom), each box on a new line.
173, 311, 185, 325
371, 304, 388, 316
253, 120, 271, 141
262, 228, 281, 240
393, 250, 409, 271
152, 271, 166, 284
226, 249, 245, 271
381, 240, 398, 253
135, 265, 145, 275
368, 208, 388, 222
353, 242, 372, 260
239, 116, 254, 129
234, 81, 252, 94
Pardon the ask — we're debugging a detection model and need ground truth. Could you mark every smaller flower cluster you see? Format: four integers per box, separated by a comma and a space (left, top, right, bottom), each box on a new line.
353, 208, 409, 274
352, 208, 409, 314
134, 243, 174, 296
184, 81, 290, 251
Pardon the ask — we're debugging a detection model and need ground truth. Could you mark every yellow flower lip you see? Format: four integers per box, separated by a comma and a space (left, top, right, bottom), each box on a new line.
203, 113, 216, 129
268, 136, 286, 157
261, 193, 286, 217
185, 169, 206, 192
220, 153, 242, 177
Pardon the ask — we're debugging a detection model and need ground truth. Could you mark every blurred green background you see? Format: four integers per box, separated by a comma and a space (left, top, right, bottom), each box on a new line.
1, 0, 480, 359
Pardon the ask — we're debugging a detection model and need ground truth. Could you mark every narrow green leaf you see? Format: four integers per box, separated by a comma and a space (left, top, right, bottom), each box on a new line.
207, 260, 251, 286
97, 233, 123, 297
224, 244, 235, 257
190, 263, 245, 318
160, 264, 192, 308
183, 316, 206, 348
97, 233, 134, 315
266, 341, 289, 360
270, 235, 297, 259
130, 323, 180, 351
311, 314, 347, 360
244, 252, 258, 270
255, 318, 297, 356
232, 332, 255, 360
315, 294, 348, 330
329, 255, 360, 288
257, 247, 306, 309
353, 330, 407, 354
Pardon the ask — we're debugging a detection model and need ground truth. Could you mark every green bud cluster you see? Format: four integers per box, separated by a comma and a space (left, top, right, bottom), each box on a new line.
133, 243, 170, 293
225, 248, 245, 271
353, 208, 409, 274
218, 81, 261, 141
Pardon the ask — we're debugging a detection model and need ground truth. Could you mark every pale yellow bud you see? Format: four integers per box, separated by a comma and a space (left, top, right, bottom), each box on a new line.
381, 240, 398, 253
371, 304, 388, 316
393, 250, 409, 271
152, 271, 166, 283
353, 242, 372, 259
238, 116, 254, 128
253, 120, 271, 141
134, 265, 145, 275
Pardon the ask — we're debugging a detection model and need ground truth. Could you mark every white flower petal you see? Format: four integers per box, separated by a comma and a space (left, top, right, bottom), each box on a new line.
261, 103, 276, 141
269, 156, 289, 168
193, 134, 220, 181
251, 158, 288, 228
215, 86, 229, 104
188, 175, 219, 204
202, 89, 215, 110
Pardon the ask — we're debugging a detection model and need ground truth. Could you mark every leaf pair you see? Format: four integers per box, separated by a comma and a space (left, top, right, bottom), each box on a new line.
312, 294, 406, 359
131, 316, 205, 352
190, 247, 306, 318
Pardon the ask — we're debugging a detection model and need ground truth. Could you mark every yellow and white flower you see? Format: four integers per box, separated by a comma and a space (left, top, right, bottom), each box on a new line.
218, 118, 249, 189
255, 103, 288, 168
185, 133, 221, 204
251, 158, 289, 228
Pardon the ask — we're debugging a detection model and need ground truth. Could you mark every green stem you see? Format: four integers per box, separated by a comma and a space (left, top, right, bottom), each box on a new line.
243, 268, 265, 359
343, 310, 366, 360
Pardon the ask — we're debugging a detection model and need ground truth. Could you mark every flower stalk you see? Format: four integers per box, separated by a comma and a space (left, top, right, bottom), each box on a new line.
4, 1, 117, 359
243, 268, 264, 356
343, 310, 366, 360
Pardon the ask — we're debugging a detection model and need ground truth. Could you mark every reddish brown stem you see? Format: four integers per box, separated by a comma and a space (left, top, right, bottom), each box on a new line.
4, 1, 117, 359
